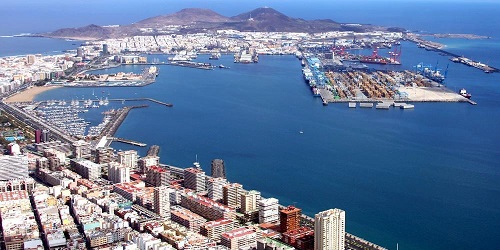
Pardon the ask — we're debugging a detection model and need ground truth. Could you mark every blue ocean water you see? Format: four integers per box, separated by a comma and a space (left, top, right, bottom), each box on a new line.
4, 1, 500, 250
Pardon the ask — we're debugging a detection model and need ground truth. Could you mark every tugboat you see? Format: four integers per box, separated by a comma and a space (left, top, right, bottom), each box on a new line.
459, 88, 471, 99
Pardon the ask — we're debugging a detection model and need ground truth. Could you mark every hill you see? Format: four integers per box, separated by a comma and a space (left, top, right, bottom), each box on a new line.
42, 7, 393, 39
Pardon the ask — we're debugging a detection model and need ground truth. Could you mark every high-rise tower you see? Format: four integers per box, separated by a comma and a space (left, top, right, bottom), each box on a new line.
314, 208, 345, 250
280, 206, 301, 233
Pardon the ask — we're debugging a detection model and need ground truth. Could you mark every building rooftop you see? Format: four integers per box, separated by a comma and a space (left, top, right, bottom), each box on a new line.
221, 227, 255, 239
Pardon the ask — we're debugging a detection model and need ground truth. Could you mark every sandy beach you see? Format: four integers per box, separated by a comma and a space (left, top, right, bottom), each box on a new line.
5, 86, 62, 103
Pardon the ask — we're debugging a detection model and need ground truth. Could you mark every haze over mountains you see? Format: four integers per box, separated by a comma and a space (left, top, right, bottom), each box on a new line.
43, 7, 401, 40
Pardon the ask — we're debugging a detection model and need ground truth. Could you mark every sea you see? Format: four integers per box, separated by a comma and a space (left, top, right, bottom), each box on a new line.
1, 1, 500, 250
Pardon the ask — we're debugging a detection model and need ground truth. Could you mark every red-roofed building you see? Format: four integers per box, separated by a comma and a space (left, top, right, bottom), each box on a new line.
145, 166, 170, 187
282, 226, 314, 249
200, 218, 235, 242
220, 227, 257, 250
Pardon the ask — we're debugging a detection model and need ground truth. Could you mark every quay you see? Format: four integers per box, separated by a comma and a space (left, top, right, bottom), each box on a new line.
311, 70, 476, 105
109, 137, 147, 147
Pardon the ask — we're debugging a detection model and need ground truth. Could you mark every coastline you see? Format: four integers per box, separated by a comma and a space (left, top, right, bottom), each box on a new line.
4, 85, 62, 103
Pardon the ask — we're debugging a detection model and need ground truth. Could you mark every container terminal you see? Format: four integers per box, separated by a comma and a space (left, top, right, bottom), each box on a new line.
299, 51, 475, 107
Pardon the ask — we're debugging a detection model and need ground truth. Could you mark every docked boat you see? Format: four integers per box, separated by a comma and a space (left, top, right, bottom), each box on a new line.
312, 87, 321, 97
209, 52, 221, 60
459, 88, 471, 99
322, 100, 328, 106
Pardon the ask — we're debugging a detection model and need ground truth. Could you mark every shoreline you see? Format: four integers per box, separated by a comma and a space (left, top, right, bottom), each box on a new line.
4, 85, 62, 103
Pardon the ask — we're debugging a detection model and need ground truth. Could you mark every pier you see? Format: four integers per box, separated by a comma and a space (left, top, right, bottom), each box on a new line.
405, 36, 499, 73
108, 98, 173, 107
100, 105, 148, 137
147, 145, 160, 156
109, 137, 147, 147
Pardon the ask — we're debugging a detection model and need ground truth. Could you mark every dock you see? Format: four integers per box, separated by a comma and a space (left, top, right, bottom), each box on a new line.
109, 137, 147, 147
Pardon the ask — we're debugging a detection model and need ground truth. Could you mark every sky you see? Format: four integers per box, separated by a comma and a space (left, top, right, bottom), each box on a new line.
1, 0, 499, 36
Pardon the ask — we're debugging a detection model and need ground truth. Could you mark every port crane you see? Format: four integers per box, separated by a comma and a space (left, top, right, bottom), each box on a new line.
388, 45, 402, 64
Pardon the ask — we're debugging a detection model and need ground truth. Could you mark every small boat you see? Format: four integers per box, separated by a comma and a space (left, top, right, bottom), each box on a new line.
323, 100, 328, 106
299, 130, 304, 134
218, 64, 230, 69
459, 88, 471, 99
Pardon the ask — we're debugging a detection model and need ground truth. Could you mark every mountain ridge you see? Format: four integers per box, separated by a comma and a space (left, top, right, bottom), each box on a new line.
42, 7, 400, 40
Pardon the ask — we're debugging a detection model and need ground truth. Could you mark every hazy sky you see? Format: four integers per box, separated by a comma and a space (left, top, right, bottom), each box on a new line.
1, 0, 499, 35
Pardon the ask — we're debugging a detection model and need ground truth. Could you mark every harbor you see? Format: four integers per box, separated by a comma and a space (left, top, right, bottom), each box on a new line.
301, 60, 471, 107
299, 46, 476, 107
56, 66, 159, 87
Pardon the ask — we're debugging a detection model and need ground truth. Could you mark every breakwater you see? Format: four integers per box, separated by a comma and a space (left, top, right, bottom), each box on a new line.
405, 36, 499, 73
100, 105, 148, 137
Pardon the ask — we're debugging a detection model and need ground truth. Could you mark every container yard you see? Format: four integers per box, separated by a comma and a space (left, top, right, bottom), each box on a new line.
300, 52, 471, 107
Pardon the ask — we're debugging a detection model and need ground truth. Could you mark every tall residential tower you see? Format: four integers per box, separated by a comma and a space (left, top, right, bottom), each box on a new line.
314, 208, 345, 250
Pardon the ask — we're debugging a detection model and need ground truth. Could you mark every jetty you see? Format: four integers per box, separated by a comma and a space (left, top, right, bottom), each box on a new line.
109, 98, 173, 107
109, 137, 147, 147
405, 35, 499, 73
100, 105, 148, 137
147, 145, 160, 156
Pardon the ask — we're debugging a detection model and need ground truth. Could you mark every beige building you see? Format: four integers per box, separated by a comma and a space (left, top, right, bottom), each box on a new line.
314, 208, 345, 250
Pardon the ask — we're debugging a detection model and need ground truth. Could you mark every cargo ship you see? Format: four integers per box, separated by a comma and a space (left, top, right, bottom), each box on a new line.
358, 47, 401, 65
459, 88, 471, 99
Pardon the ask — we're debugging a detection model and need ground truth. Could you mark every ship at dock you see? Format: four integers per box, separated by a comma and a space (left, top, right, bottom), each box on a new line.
357, 47, 401, 65
459, 88, 471, 99
209, 52, 221, 60
234, 49, 258, 63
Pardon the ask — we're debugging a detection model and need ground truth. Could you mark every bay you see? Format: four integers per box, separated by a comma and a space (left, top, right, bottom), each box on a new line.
35, 44, 500, 249
3, 1, 500, 249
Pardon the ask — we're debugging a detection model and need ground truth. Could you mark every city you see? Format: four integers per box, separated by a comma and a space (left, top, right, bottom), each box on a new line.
1, 2, 500, 250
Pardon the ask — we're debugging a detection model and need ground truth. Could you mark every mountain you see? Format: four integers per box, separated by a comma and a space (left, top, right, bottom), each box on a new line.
228, 7, 342, 32
42, 7, 392, 39
47, 24, 114, 40
135, 8, 230, 28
